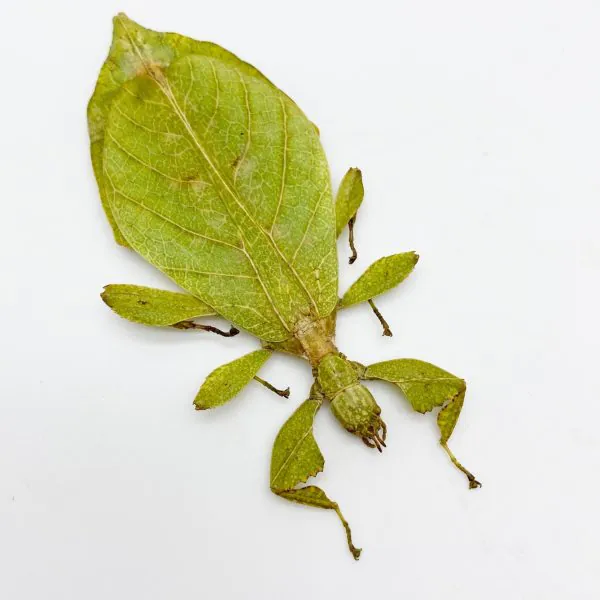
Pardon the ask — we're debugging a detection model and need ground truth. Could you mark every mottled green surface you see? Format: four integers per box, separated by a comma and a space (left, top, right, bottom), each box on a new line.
101, 284, 215, 326
194, 349, 271, 409
99, 15, 337, 342
335, 167, 363, 236
365, 359, 466, 439
317, 353, 357, 397
437, 387, 465, 444
270, 397, 361, 559
339, 252, 419, 308
88, 14, 277, 246
270, 398, 324, 491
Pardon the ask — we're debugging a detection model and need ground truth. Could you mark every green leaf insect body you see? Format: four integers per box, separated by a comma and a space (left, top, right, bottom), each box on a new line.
90, 14, 481, 560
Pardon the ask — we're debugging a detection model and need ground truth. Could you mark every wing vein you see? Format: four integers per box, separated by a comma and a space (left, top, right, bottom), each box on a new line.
157, 73, 318, 318
104, 170, 245, 252
162, 267, 257, 279
270, 96, 288, 232
204, 59, 220, 134
109, 46, 324, 325
233, 73, 252, 183
291, 189, 327, 265
112, 103, 184, 138
107, 131, 201, 184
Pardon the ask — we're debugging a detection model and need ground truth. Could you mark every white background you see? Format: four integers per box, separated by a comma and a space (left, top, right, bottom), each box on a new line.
1, 0, 599, 598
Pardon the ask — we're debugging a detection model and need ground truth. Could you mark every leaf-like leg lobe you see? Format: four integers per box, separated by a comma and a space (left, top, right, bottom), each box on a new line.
339, 252, 419, 311
270, 398, 361, 559
194, 349, 272, 410
274, 487, 362, 560
364, 359, 481, 487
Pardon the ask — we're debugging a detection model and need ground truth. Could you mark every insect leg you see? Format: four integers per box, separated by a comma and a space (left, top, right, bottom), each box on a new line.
253, 376, 290, 398
441, 442, 482, 489
363, 360, 481, 489
271, 398, 362, 559
335, 168, 364, 264
172, 321, 239, 337
368, 299, 393, 337
347, 216, 358, 264
338, 253, 418, 335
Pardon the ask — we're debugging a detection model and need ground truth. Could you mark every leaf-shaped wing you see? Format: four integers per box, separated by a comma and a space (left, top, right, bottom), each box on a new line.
101, 284, 215, 326
101, 26, 338, 342
339, 252, 418, 308
270, 398, 361, 559
194, 349, 271, 409
88, 13, 279, 246
335, 168, 363, 236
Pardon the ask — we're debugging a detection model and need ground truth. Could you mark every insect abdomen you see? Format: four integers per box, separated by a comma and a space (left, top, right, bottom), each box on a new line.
316, 353, 387, 451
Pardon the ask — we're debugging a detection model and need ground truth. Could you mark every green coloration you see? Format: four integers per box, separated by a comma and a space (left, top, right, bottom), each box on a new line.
88, 13, 278, 246
318, 354, 386, 449
438, 386, 465, 443
270, 397, 323, 491
270, 396, 361, 559
335, 168, 363, 236
365, 359, 465, 414
101, 284, 215, 326
100, 14, 337, 342
194, 349, 271, 409
340, 252, 419, 308
90, 15, 481, 559
335, 168, 363, 261
364, 359, 481, 488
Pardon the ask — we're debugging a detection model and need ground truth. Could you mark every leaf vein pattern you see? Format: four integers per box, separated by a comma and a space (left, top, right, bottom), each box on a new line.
113, 103, 184, 138
204, 59, 220, 135
157, 71, 318, 317
107, 130, 202, 184
291, 189, 326, 265
104, 171, 245, 252
271, 402, 320, 488
109, 27, 322, 323
233, 73, 252, 183
270, 96, 288, 232
161, 267, 257, 279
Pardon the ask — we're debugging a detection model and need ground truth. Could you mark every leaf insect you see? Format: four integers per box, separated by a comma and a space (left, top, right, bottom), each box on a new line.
89, 14, 481, 560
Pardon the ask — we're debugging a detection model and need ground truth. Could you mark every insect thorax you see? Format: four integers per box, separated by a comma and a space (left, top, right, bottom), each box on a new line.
262, 313, 337, 365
